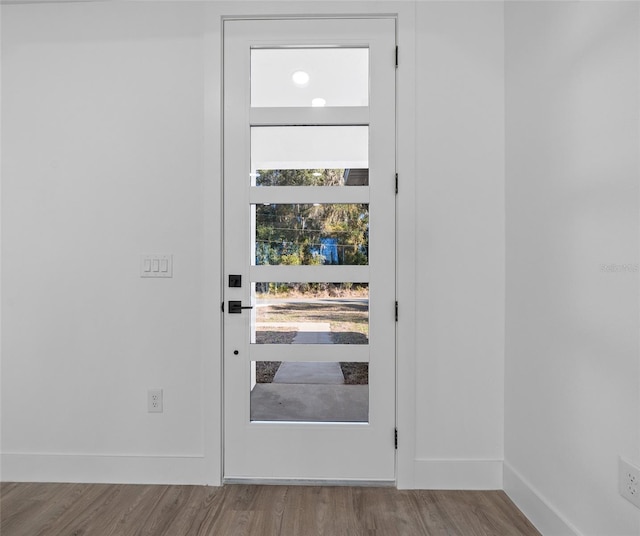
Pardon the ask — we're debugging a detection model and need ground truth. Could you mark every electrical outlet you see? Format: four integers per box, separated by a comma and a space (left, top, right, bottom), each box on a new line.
148, 389, 163, 413
619, 457, 640, 508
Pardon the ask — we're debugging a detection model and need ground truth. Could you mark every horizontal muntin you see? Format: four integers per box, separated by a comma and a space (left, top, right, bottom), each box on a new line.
250, 186, 369, 205
249, 344, 369, 363
250, 265, 369, 283
250, 106, 369, 126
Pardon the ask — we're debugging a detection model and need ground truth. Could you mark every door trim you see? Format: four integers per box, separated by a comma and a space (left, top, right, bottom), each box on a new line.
202, 2, 417, 487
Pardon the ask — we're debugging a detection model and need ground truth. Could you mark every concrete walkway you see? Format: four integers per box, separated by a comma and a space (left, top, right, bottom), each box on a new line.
271, 322, 344, 384
251, 321, 367, 422
273, 361, 344, 384
250, 384, 368, 422
290, 322, 332, 344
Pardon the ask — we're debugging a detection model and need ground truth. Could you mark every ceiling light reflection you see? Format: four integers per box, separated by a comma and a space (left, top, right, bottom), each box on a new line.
291, 71, 310, 87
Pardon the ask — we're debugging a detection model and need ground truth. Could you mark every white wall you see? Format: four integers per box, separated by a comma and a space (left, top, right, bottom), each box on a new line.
413, 1, 505, 488
1, 0, 507, 489
504, 2, 640, 535
1, 2, 217, 483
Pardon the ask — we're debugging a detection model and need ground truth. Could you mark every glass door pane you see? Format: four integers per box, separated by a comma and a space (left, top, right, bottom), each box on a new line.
250, 362, 369, 422
254, 282, 369, 345
251, 126, 368, 185
251, 48, 369, 108
253, 204, 369, 266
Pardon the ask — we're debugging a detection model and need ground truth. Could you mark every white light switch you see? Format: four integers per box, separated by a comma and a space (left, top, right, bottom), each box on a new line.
141, 255, 173, 278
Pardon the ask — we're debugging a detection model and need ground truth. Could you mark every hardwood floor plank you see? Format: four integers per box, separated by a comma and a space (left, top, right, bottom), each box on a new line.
153, 486, 219, 536
32, 484, 93, 536
38, 484, 122, 536
1, 482, 541, 536
184, 485, 230, 536
0, 483, 51, 536
102, 485, 160, 536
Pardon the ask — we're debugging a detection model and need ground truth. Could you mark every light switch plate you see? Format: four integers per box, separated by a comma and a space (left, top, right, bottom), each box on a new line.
141, 254, 173, 278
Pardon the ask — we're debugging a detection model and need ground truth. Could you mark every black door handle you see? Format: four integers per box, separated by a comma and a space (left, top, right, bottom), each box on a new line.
228, 300, 253, 314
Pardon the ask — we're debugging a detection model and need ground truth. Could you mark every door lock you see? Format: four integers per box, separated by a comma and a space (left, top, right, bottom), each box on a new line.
228, 300, 253, 314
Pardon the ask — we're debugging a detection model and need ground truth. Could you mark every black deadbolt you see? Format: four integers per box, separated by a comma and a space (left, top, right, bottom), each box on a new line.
228, 274, 242, 288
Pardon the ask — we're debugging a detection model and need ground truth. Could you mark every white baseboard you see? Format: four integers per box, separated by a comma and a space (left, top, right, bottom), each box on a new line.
1, 452, 220, 486
503, 461, 581, 536
413, 459, 503, 489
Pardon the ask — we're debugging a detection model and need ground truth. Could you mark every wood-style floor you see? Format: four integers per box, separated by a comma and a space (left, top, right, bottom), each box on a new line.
1, 482, 541, 536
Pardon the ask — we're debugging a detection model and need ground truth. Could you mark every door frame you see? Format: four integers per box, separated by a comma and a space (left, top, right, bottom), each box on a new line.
201, 2, 417, 488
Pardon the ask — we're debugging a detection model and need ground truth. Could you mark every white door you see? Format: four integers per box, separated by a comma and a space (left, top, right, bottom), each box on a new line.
223, 18, 396, 482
